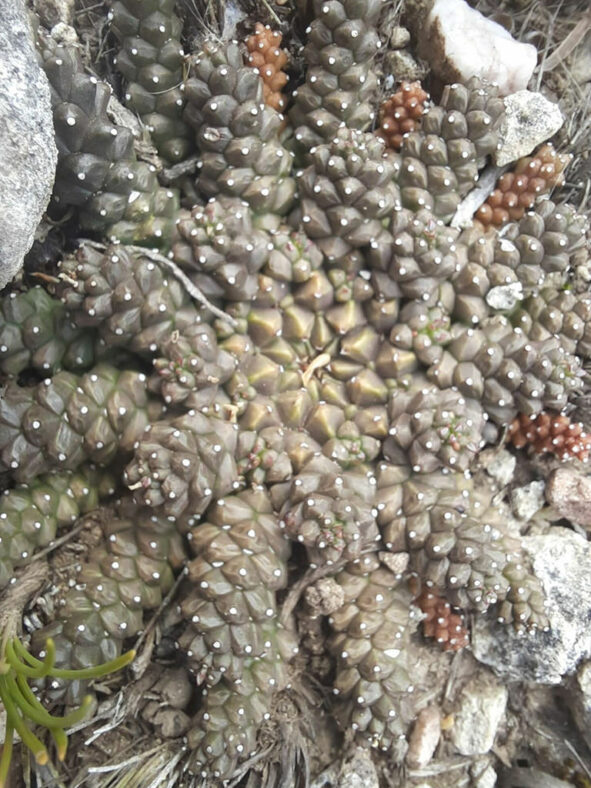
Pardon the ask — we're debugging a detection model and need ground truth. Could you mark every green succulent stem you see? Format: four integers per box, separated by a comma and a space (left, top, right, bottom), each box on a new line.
0, 720, 13, 787
0, 636, 135, 783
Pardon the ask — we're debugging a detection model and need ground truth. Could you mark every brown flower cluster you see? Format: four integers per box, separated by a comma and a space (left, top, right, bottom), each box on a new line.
376, 81, 429, 150
508, 411, 591, 462
245, 23, 289, 112
414, 587, 469, 652
475, 143, 571, 228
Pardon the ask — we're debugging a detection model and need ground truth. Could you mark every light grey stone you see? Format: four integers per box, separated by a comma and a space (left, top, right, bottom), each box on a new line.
383, 51, 427, 85
495, 91, 564, 166
337, 747, 379, 788
450, 673, 507, 755
471, 758, 497, 788
0, 0, 57, 290
379, 550, 410, 576
479, 448, 517, 488
390, 26, 411, 49
486, 281, 524, 311
511, 480, 545, 521
473, 528, 591, 683
545, 467, 591, 529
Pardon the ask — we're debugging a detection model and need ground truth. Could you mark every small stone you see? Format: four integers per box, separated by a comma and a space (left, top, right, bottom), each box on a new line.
33, 0, 74, 27
415, 0, 537, 95
495, 91, 564, 167
471, 757, 497, 788
473, 528, 591, 683
450, 673, 507, 755
486, 282, 524, 311
337, 747, 379, 788
383, 51, 427, 85
545, 467, 591, 529
153, 708, 191, 738
406, 705, 441, 768
390, 26, 411, 49
479, 448, 517, 488
511, 480, 545, 521
379, 550, 410, 576
155, 667, 193, 709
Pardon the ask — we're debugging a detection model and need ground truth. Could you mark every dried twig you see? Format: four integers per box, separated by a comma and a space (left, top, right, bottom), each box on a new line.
131, 565, 188, 679
542, 8, 591, 72
0, 562, 48, 639
127, 245, 238, 327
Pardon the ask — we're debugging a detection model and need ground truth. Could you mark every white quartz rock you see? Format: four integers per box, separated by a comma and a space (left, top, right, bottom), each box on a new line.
419, 0, 537, 96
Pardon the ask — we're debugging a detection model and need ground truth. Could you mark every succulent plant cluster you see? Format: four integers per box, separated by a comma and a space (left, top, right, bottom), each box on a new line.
1, 0, 590, 782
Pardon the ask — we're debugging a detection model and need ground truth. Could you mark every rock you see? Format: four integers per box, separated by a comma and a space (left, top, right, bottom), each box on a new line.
152, 707, 191, 738
486, 281, 524, 311
155, 667, 193, 709
336, 747, 379, 788
33, 0, 74, 27
379, 550, 410, 576
414, 0, 537, 95
449, 673, 507, 755
406, 705, 441, 768
390, 26, 411, 50
473, 528, 591, 683
570, 660, 591, 750
495, 91, 564, 166
471, 758, 497, 788
383, 51, 427, 87
0, 1, 57, 290
479, 448, 517, 488
511, 480, 545, 521
545, 467, 591, 529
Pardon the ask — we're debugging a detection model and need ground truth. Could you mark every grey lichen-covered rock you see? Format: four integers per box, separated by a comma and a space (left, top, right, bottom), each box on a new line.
336, 748, 379, 788
495, 91, 564, 167
479, 448, 517, 488
0, 0, 57, 290
510, 480, 545, 521
450, 673, 508, 755
473, 528, 591, 683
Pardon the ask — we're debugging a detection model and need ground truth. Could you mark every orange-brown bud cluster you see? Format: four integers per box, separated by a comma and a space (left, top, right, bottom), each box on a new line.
376, 81, 429, 150
475, 143, 571, 228
508, 411, 591, 462
415, 587, 469, 652
245, 23, 289, 112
